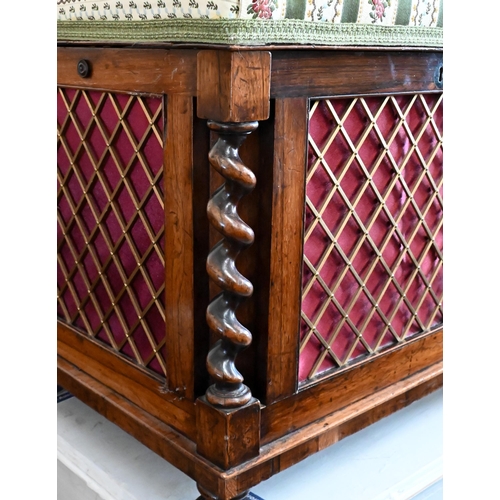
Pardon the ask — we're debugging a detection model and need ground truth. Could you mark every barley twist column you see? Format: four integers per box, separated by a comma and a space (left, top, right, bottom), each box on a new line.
195, 50, 270, 498
204, 120, 258, 408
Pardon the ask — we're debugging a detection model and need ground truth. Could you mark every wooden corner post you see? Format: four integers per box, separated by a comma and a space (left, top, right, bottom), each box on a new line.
195, 50, 271, 499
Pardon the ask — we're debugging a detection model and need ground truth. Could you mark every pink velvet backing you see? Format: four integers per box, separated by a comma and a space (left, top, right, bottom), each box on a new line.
57, 88, 167, 376
300, 94, 443, 383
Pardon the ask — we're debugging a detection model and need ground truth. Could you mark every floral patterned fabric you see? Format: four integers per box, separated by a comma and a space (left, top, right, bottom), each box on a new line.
57, 0, 442, 26
57, 0, 442, 46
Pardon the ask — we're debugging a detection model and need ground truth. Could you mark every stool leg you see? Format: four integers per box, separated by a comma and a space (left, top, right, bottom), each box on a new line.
197, 484, 252, 500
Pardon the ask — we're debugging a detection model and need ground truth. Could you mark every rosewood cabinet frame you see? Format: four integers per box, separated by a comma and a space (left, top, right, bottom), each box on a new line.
57, 43, 443, 500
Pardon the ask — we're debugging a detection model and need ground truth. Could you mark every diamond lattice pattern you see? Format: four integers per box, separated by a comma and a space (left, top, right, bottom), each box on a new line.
57, 88, 167, 376
300, 94, 443, 383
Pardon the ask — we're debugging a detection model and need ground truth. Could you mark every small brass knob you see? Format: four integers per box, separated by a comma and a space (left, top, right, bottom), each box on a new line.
77, 59, 91, 78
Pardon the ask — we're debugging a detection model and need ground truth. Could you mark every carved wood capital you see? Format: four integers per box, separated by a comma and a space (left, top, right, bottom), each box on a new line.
197, 50, 271, 123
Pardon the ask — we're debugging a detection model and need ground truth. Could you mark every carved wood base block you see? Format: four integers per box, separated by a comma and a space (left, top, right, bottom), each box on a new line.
196, 396, 261, 471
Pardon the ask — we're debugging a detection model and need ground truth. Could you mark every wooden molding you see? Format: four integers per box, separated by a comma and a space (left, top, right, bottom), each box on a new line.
229, 361, 442, 496
262, 328, 443, 444
57, 321, 196, 439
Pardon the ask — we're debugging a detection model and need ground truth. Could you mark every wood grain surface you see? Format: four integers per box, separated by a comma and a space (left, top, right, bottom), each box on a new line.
58, 47, 197, 95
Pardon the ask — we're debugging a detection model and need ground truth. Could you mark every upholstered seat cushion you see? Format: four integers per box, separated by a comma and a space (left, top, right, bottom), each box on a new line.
57, 0, 442, 46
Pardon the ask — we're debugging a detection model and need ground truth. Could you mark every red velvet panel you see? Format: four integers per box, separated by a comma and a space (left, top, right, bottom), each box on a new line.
57, 88, 167, 376
300, 94, 443, 383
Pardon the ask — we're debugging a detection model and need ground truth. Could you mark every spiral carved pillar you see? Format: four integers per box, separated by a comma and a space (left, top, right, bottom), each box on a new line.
195, 49, 270, 498
205, 120, 258, 408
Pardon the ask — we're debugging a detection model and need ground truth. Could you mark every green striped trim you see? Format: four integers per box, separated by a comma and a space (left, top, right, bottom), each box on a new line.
340, 0, 360, 23
395, 0, 412, 26
286, 0, 307, 20
437, 0, 443, 28
57, 19, 443, 47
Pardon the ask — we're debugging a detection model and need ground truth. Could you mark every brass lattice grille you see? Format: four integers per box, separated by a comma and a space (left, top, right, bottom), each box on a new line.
300, 94, 443, 383
57, 88, 167, 376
